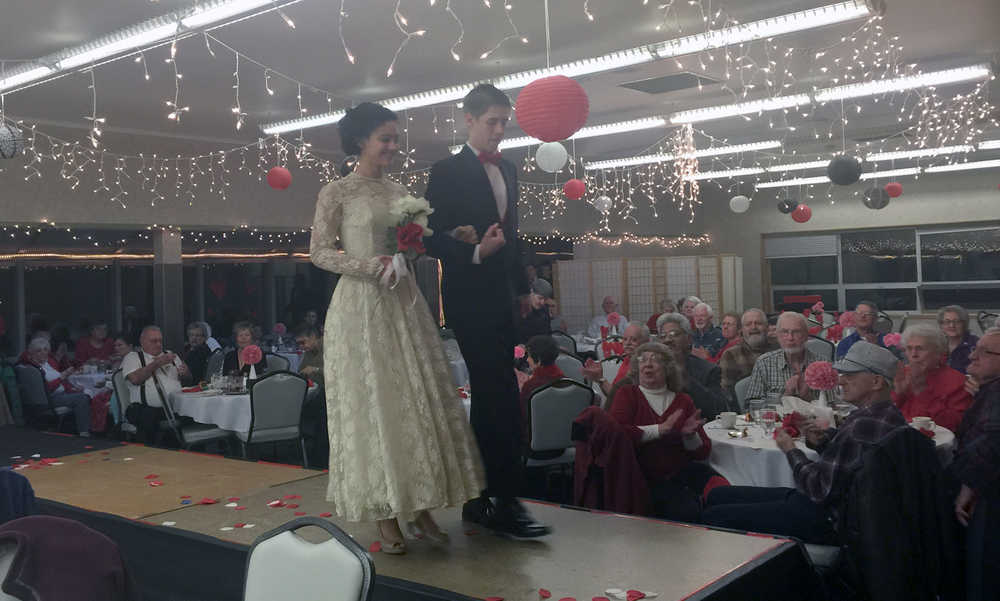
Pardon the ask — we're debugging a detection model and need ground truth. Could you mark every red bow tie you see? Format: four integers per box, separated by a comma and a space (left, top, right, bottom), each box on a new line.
478, 151, 502, 166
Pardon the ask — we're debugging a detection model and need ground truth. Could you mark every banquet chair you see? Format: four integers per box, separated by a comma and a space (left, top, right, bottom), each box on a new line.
243, 517, 374, 601
554, 352, 585, 384
12, 365, 70, 432
550, 331, 577, 355
159, 388, 233, 453
733, 377, 752, 412
805, 336, 834, 362
109, 368, 138, 438
525, 379, 594, 499
241, 370, 309, 467
205, 349, 226, 378
874, 311, 894, 336
263, 352, 290, 374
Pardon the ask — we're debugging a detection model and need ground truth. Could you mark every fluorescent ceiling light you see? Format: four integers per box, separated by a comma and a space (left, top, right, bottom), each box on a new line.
859, 167, 921, 179
686, 167, 767, 181
0, 66, 54, 92
865, 145, 973, 162
670, 63, 993, 125
181, 0, 275, 28
755, 176, 831, 189
584, 139, 781, 170
57, 23, 179, 70
489, 117, 668, 151
924, 159, 1000, 173
669, 95, 811, 124
978, 139, 1000, 150
768, 160, 829, 172
262, 1, 873, 134
814, 64, 993, 102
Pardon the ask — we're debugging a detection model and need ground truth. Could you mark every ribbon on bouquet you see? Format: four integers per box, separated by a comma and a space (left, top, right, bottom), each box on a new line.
379, 252, 419, 307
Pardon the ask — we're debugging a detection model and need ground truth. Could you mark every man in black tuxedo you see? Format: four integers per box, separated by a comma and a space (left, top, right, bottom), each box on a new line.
425, 83, 551, 538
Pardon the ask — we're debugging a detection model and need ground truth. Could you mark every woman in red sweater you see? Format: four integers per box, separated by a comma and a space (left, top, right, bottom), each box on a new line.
74, 322, 115, 366
519, 335, 566, 443
892, 324, 973, 433
609, 342, 727, 522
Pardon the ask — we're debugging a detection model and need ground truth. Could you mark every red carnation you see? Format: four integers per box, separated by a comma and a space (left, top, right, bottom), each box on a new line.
396, 223, 426, 254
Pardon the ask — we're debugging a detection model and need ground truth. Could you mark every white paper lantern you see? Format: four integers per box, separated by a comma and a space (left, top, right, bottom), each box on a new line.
729, 195, 750, 213
593, 194, 612, 213
535, 141, 568, 173
0, 123, 24, 160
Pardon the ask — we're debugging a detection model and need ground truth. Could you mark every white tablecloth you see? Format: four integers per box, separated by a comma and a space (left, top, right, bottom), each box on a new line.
706, 419, 956, 488
170, 391, 248, 434
69, 373, 109, 390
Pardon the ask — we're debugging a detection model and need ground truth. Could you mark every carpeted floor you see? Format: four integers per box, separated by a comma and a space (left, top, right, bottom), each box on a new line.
0, 426, 124, 466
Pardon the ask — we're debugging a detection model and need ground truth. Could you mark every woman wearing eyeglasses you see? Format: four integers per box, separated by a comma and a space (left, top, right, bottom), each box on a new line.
938, 305, 979, 375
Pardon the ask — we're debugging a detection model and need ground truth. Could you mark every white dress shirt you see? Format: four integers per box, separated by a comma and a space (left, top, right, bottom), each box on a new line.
456, 143, 508, 265
121, 350, 183, 408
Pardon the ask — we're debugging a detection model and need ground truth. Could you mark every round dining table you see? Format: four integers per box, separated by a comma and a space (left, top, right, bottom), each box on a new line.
705, 416, 956, 488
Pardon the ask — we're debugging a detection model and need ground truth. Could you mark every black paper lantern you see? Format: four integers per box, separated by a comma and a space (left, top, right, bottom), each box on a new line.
863, 186, 890, 210
827, 154, 864, 186
777, 198, 799, 214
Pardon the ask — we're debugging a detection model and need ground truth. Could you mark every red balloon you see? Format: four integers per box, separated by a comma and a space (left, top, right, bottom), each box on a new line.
563, 178, 586, 200
885, 182, 903, 198
791, 204, 812, 223
515, 75, 590, 143
267, 166, 292, 190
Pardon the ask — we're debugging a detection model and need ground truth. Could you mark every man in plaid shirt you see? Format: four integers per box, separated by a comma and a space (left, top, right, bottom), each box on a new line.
702, 341, 905, 544
718, 308, 778, 401
952, 328, 1000, 600
743, 311, 822, 402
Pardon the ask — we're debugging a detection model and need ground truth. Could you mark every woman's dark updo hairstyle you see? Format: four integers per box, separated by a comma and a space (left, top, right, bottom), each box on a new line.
338, 101, 398, 161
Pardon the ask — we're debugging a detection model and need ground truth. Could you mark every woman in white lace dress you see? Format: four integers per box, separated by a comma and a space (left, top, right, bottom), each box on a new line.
310, 103, 485, 554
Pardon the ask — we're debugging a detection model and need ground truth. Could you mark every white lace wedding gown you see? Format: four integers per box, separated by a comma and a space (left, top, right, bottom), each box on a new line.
310, 172, 485, 522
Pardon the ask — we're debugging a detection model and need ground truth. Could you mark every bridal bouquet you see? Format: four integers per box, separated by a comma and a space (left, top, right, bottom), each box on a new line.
383, 195, 434, 288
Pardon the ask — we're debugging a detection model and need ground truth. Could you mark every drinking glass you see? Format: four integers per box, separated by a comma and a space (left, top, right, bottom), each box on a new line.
749, 399, 765, 424
761, 410, 778, 435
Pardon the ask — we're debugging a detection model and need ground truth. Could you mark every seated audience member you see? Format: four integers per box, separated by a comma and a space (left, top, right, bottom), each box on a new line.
679, 296, 701, 321
719, 309, 779, 402
109, 333, 133, 371
836, 300, 885, 359
938, 305, 978, 374
690, 303, 726, 360
703, 342, 906, 543
296, 325, 325, 387
646, 299, 676, 334
180, 322, 213, 385
711, 312, 742, 362
583, 322, 649, 398
296, 324, 328, 467
303, 309, 321, 332
892, 324, 972, 433
609, 342, 727, 521
657, 313, 730, 419
74, 322, 114, 366
525, 264, 553, 299
19, 338, 90, 436
519, 335, 566, 438
587, 296, 628, 339
222, 321, 268, 377
20, 329, 70, 370
516, 293, 552, 344
745, 312, 822, 402
122, 325, 189, 443
952, 328, 1000, 601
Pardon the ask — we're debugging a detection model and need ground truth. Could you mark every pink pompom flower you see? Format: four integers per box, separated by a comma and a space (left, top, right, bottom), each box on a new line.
607, 312, 621, 327
804, 361, 839, 391
883, 332, 902, 347
514, 345, 526, 359
838, 311, 856, 328
240, 344, 263, 365
811, 301, 825, 315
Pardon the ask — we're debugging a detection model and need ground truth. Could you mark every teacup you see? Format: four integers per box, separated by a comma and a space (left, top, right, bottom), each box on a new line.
911, 416, 934, 430
718, 412, 738, 429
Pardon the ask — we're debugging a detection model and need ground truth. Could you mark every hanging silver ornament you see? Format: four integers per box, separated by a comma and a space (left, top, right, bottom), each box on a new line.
863, 186, 890, 210
592, 194, 612, 213
0, 123, 25, 159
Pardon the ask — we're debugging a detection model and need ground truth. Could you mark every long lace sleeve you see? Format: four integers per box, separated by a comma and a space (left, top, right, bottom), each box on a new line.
310, 182, 384, 279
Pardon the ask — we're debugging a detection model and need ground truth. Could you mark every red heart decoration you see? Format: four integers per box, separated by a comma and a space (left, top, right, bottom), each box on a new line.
283, 494, 302, 500
294, 512, 306, 516
539, 590, 552, 599
144, 474, 158, 479
180, 495, 191, 499
626, 591, 645, 601
234, 523, 246, 528
592, 598, 611, 601
319, 512, 333, 518
286, 503, 299, 509
199, 498, 218, 505
369, 541, 382, 553
148, 481, 163, 487
235, 506, 248, 510
558, 598, 577, 601
227, 497, 240, 502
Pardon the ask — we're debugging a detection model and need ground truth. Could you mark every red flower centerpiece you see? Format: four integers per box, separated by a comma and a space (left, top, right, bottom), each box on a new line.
883, 332, 902, 348
240, 345, 263, 380
774, 411, 807, 439
805, 360, 838, 407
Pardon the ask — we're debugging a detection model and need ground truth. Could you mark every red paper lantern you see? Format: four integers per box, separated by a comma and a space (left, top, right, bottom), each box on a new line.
884, 182, 903, 198
267, 166, 292, 190
514, 76, 589, 142
791, 204, 812, 223
563, 178, 586, 200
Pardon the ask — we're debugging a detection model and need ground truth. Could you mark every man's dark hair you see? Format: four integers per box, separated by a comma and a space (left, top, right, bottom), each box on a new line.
463, 83, 511, 117
857, 300, 880, 314
295, 324, 322, 339
526, 335, 560, 366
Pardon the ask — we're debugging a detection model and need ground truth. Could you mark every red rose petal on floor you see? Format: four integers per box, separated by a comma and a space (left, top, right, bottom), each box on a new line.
234, 523, 246, 528
369, 541, 382, 553
286, 503, 299, 509
148, 481, 163, 487
282, 494, 302, 500
464, 529, 479, 536
539, 589, 552, 599
199, 498, 217, 505
227, 497, 240, 502
180, 495, 191, 499
267, 500, 286, 508
319, 512, 333, 518
592, 598, 611, 601
144, 474, 158, 479
558, 598, 577, 601
235, 506, 248, 510
294, 512, 306, 516
626, 591, 645, 601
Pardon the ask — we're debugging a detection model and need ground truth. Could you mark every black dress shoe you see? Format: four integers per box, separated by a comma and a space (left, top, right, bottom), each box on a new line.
493, 499, 552, 539
462, 496, 495, 526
